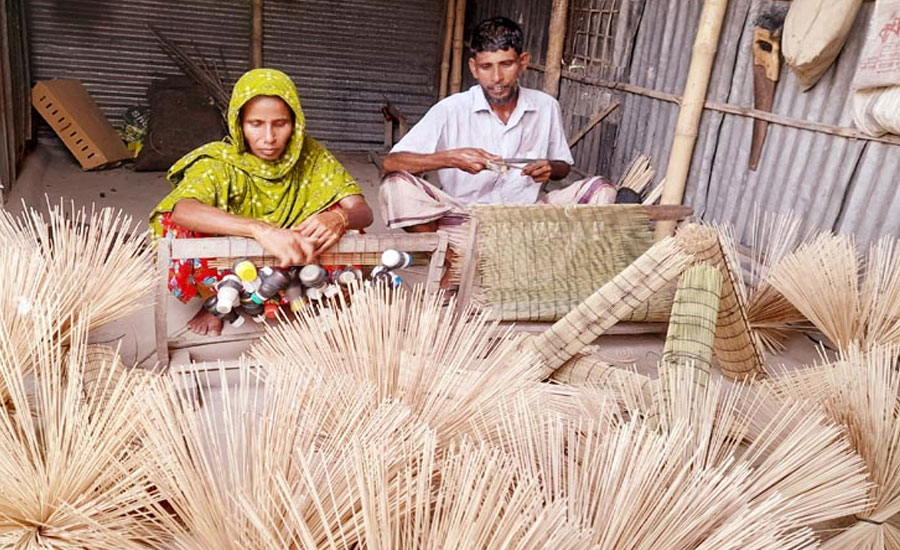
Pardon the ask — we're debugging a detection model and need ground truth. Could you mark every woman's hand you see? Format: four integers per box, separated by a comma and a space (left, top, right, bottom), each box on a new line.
251, 223, 317, 268
294, 210, 348, 257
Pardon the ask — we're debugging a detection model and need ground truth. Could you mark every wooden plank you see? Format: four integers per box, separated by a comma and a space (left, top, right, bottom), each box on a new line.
170, 233, 442, 260
367, 150, 383, 171
455, 217, 480, 314
168, 358, 257, 376
492, 321, 668, 336
567, 101, 620, 148
168, 330, 265, 351
426, 231, 449, 294
251, 0, 263, 68
643, 204, 693, 221
155, 241, 172, 369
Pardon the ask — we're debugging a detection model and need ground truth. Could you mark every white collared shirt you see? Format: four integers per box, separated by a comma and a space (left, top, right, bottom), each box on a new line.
390, 85, 574, 205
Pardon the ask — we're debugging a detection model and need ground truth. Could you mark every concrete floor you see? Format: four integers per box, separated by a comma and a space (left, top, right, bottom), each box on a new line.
5, 141, 824, 373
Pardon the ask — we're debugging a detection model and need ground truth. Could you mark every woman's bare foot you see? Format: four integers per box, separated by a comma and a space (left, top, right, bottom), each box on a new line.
187, 308, 223, 336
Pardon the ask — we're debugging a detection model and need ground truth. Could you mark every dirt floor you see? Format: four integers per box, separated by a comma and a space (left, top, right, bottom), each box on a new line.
5, 141, 827, 375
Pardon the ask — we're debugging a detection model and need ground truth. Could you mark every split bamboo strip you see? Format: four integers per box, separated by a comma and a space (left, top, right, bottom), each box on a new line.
142, 362, 435, 549
542, 0, 570, 98
767, 346, 900, 550
438, 0, 456, 99
0, 202, 154, 398
744, 211, 810, 353
860, 236, 900, 348
550, 353, 655, 412
616, 154, 656, 196
252, 286, 545, 444
677, 224, 765, 379
650, 367, 871, 528
642, 177, 665, 205
656, 0, 730, 238
0, 316, 169, 549
767, 232, 861, 350
449, 0, 466, 94
661, 263, 723, 383
392, 439, 589, 550
480, 400, 831, 549
527, 237, 693, 379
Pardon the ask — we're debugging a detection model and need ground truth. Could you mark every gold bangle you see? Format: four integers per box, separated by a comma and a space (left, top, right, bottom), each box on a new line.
334, 208, 349, 229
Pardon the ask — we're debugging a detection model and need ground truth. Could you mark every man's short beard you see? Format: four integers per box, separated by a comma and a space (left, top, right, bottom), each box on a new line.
483, 83, 519, 106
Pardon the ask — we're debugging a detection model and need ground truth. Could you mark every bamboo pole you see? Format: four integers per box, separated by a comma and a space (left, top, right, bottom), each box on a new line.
439, 0, 456, 99
655, 0, 729, 239
543, 0, 570, 98
449, 0, 467, 94
251, 0, 263, 68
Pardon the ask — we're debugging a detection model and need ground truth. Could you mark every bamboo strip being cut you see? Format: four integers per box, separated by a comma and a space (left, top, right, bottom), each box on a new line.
526, 237, 693, 379
678, 224, 765, 379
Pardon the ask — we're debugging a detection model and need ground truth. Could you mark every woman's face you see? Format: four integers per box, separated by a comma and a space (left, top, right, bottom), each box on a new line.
241, 95, 294, 161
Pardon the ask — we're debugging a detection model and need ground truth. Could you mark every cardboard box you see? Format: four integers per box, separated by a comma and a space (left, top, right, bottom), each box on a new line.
32, 79, 133, 170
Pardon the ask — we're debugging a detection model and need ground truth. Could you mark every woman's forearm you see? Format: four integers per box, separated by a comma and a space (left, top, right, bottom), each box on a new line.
336, 194, 374, 230
170, 198, 269, 240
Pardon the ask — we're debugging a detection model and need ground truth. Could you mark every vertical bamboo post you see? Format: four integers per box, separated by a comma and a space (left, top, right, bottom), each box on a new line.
439, 0, 456, 99
449, 0, 467, 94
655, 0, 729, 239
543, 0, 570, 98
251, 0, 264, 68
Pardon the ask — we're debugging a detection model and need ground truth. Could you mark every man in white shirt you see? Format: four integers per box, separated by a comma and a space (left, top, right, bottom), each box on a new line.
379, 16, 616, 235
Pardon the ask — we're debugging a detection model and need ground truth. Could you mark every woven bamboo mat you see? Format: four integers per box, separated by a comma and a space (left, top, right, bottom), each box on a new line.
472, 204, 656, 321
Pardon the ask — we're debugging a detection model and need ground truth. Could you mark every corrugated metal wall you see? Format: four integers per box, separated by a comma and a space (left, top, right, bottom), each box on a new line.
467, 0, 900, 246
26, 0, 443, 151
263, 0, 443, 150
1, 0, 31, 196
26, 0, 249, 131
612, 0, 900, 246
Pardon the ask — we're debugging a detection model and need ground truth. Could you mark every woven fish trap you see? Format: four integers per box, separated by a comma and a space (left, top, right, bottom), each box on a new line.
677, 224, 765, 379
472, 204, 657, 321
661, 263, 723, 384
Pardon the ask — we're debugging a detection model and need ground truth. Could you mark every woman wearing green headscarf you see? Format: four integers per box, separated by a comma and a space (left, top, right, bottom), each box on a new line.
150, 68, 373, 335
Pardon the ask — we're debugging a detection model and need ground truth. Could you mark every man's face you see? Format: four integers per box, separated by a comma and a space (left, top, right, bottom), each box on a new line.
468, 48, 530, 105
241, 95, 294, 161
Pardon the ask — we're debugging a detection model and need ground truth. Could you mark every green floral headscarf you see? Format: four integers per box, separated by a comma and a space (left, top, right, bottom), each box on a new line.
150, 68, 362, 236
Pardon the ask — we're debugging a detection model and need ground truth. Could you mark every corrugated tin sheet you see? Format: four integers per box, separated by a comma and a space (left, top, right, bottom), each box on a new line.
263, 0, 443, 150
26, 0, 443, 150
467, 0, 900, 245
27, 0, 250, 132
608, 0, 899, 246
466, 0, 554, 66
1, 0, 31, 195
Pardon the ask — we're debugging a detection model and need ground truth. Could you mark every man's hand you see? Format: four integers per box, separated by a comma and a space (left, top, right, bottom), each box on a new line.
293, 210, 347, 257
522, 160, 553, 184
251, 223, 317, 268
450, 148, 501, 174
